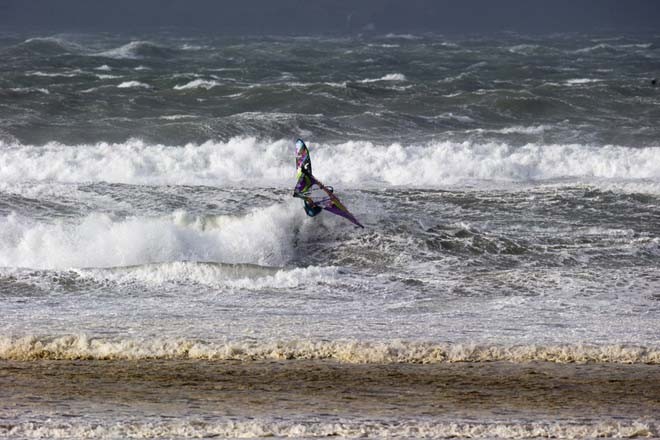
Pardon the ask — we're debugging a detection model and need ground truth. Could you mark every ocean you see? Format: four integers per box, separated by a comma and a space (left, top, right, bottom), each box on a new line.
0, 29, 659, 438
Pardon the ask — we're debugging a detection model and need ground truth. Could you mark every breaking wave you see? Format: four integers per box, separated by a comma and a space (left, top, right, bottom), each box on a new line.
359, 73, 407, 83
467, 125, 552, 135
0, 263, 339, 294
1, 335, 658, 363
565, 78, 603, 85
1, 262, 339, 290
1, 418, 654, 439
5, 87, 50, 95
507, 44, 544, 55
0, 205, 306, 269
74, 263, 337, 289
116, 80, 151, 89
574, 43, 653, 53
173, 79, 221, 90
28, 70, 82, 78
383, 33, 421, 40
1, 138, 660, 190
5, 36, 85, 56
96, 41, 176, 59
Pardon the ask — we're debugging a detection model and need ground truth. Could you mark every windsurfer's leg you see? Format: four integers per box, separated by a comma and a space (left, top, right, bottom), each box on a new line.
304, 200, 323, 217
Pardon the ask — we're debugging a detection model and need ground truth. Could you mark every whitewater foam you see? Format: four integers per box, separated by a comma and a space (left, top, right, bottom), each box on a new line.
159, 114, 196, 120
28, 70, 82, 78
97, 42, 144, 59
508, 44, 542, 55
72, 262, 339, 289
0, 138, 288, 186
173, 79, 221, 90
574, 43, 652, 53
384, 33, 421, 40
565, 78, 603, 85
20, 36, 85, 54
2, 138, 660, 190
8, 87, 50, 95
116, 81, 151, 89
1, 335, 658, 363
96, 74, 122, 79
96, 41, 173, 59
1, 419, 654, 439
468, 125, 553, 135
359, 73, 407, 83
0, 204, 307, 269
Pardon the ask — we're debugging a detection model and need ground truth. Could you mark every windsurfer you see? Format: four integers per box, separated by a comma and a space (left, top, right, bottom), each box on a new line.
304, 199, 323, 217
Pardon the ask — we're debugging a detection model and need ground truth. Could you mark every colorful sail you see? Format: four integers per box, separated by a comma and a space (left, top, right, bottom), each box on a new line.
293, 139, 364, 228
294, 139, 314, 195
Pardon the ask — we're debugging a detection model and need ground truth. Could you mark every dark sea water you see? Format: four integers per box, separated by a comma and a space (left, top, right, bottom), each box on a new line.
1, 29, 660, 438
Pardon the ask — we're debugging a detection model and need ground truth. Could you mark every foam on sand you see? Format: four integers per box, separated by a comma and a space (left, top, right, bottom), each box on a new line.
1, 335, 658, 363
1, 418, 654, 439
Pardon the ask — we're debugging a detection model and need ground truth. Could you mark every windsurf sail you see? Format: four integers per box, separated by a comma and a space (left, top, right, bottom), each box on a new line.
293, 139, 364, 228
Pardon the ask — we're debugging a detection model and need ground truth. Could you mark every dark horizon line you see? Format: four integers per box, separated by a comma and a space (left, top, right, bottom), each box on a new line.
1, 24, 659, 37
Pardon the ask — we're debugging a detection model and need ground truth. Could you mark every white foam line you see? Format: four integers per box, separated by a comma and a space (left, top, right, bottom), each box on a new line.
72, 263, 339, 289
1, 335, 658, 364
173, 79, 221, 90
8, 87, 50, 94
95, 40, 163, 59
116, 81, 151, 89
1, 419, 655, 439
359, 73, 407, 83
1, 138, 660, 191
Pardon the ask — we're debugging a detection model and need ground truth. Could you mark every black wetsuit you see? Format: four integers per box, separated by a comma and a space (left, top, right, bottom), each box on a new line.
304, 200, 323, 217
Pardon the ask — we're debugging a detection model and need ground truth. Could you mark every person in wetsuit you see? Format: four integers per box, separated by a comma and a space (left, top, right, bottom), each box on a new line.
304, 199, 323, 217
302, 185, 334, 217
295, 138, 333, 218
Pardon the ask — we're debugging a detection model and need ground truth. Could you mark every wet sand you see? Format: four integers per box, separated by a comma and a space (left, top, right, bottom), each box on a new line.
1, 359, 659, 423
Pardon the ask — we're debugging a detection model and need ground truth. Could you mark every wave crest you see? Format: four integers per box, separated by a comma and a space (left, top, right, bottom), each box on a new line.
96, 41, 176, 59
2, 138, 660, 190
116, 81, 151, 89
174, 79, 221, 90
0, 205, 306, 269
7, 36, 85, 56
359, 73, 407, 83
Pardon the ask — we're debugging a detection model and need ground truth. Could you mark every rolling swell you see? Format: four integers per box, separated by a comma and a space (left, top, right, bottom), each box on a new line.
2, 31, 658, 147
4, 37, 85, 57
95, 40, 179, 59
2, 37, 180, 60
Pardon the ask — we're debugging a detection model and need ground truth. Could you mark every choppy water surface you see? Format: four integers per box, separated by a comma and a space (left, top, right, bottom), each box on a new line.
1, 29, 659, 438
